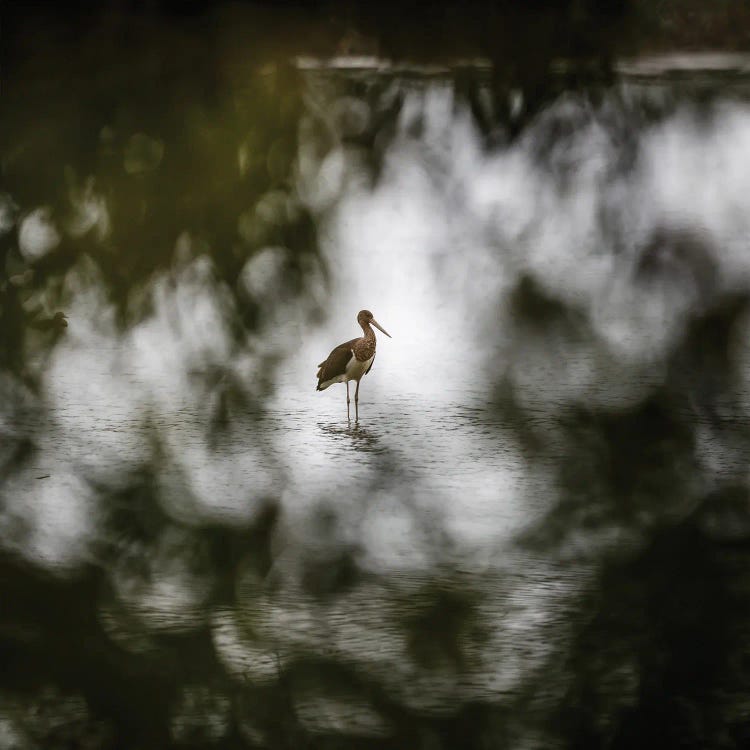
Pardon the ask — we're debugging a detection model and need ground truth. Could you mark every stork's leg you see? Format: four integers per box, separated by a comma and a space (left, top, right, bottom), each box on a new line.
346, 381, 351, 421
354, 379, 360, 421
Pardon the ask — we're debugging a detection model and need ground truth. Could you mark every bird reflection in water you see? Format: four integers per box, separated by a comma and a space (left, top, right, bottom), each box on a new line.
317, 420, 385, 454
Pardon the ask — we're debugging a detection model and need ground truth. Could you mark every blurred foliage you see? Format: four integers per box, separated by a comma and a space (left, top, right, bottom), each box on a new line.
4, 3, 750, 750
1, 9, 322, 379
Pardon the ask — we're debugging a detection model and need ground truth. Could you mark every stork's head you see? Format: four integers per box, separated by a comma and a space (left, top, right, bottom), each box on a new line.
357, 309, 391, 338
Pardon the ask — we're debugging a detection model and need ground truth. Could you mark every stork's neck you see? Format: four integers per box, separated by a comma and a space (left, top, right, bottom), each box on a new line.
359, 321, 376, 341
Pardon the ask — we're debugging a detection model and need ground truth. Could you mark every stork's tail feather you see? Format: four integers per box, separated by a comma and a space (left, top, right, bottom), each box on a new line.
316, 377, 333, 391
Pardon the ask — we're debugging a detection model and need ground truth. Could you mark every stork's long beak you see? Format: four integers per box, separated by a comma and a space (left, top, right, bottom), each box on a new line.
371, 319, 392, 338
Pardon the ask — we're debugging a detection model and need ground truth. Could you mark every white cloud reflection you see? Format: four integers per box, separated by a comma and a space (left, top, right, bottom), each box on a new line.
18, 207, 60, 262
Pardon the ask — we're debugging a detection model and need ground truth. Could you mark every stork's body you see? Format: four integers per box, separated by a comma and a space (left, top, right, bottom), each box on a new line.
316, 310, 391, 420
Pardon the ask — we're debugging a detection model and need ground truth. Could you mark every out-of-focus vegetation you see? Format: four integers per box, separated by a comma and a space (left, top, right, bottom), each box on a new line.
4, 2, 750, 749
1, 7, 326, 380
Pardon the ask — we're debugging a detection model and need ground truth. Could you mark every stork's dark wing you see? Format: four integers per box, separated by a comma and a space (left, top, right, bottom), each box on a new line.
316, 338, 357, 388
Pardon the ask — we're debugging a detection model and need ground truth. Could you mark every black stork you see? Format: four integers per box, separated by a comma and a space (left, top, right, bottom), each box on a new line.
316, 309, 391, 421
